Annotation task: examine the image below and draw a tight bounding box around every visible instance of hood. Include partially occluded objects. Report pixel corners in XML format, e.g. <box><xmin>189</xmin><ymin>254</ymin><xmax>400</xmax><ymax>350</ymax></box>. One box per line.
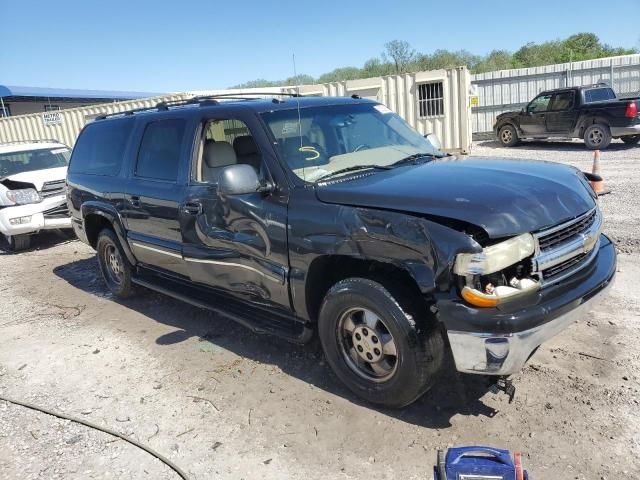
<box><xmin>315</xmin><ymin>158</ymin><xmax>596</xmax><ymax>239</ymax></box>
<box><xmin>1</xmin><ymin>167</ymin><xmax>67</xmax><ymax>191</ymax></box>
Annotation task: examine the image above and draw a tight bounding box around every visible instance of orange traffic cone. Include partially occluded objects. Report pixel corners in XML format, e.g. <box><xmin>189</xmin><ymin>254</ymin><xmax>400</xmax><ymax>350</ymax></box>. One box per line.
<box><xmin>590</xmin><ymin>150</ymin><xmax>610</xmax><ymax>196</ymax></box>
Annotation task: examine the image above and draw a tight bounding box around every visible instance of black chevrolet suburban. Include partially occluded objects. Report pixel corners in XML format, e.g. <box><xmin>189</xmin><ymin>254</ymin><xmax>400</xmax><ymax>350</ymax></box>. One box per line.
<box><xmin>494</xmin><ymin>84</ymin><xmax>640</xmax><ymax>149</ymax></box>
<box><xmin>67</xmin><ymin>95</ymin><xmax>616</xmax><ymax>407</ymax></box>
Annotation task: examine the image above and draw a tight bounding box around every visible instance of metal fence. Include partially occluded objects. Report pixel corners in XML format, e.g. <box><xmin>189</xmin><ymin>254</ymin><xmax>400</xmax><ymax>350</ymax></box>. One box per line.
<box><xmin>471</xmin><ymin>54</ymin><xmax>640</xmax><ymax>135</ymax></box>
<box><xmin>0</xmin><ymin>69</ymin><xmax>473</xmax><ymax>154</ymax></box>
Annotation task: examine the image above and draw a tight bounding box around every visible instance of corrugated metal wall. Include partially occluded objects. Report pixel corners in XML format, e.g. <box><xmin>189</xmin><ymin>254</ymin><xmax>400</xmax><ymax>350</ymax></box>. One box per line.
<box><xmin>471</xmin><ymin>54</ymin><xmax>640</xmax><ymax>134</ymax></box>
<box><xmin>0</xmin><ymin>68</ymin><xmax>473</xmax><ymax>153</ymax></box>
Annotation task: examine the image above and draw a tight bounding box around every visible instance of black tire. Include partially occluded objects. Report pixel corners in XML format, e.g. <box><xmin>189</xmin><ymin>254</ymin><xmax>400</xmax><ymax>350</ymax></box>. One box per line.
<box><xmin>497</xmin><ymin>124</ymin><xmax>519</xmax><ymax>147</ymax></box>
<box><xmin>2</xmin><ymin>234</ymin><xmax>31</xmax><ymax>252</ymax></box>
<box><xmin>96</xmin><ymin>228</ymin><xmax>136</xmax><ymax>298</ymax></box>
<box><xmin>318</xmin><ymin>277</ymin><xmax>444</xmax><ymax>408</ymax></box>
<box><xmin>584</xmin><ymin>123</ymin><xmax>611</xmax><ymax>150</ymax></box>
<box><xmin>621</xmin><ymin>135</ymin><xmax>640</xmax><ymax>145</ymax></box>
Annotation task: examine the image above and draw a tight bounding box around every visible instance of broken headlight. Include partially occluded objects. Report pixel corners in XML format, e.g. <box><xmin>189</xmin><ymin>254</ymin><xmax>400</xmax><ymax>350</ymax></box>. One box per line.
<box><xmin>6</xmin><ymin>188</ymin><xmax>42</xmax><ymax>205</ymax></box>
<box><xmin>454</xmin><ymin>233</ymin><xmax>539</xmax><ymax>307</ymax></box>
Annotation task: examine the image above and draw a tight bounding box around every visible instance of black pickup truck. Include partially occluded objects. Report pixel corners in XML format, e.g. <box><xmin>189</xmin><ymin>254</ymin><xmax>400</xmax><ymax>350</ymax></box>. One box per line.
<box><xmin>494</xmin><ymin>84</ymin><xmax>640</xmax><ymax>149</ymax></box>
<box><xmin>67</xmin><ymin>95</ymin><xmax>616</xmax><ymax>407</ymax></box>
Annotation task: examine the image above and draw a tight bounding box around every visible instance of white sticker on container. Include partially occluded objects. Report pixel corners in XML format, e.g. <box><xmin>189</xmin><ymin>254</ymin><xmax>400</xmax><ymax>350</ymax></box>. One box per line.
<box><xmin>374</xmin><ymin>105</ymin><xmax>392</xmax><ymax>114</ymax></box>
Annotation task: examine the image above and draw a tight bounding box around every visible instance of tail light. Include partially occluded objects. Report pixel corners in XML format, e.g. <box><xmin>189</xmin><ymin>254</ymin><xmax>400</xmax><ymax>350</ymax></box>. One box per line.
<box><xmin>625</xmin><ymin>101</ymin><xmax>638</xmax><ymax>118</ymax></box>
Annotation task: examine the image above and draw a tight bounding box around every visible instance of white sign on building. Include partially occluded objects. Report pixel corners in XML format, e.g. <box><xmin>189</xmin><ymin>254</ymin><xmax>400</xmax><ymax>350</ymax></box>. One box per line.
<box><xmin>42</xmin><ymin>111</ymin><xmax>62</xmax><ymax>126</ymax></box>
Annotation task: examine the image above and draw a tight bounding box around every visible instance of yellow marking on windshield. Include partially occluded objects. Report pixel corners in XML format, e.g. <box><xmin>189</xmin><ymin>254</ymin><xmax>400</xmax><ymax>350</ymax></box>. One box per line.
<box><xmin>299</xmin><ymin>146</ymin><xmax>320</xmax><ymax>161</ymax></box>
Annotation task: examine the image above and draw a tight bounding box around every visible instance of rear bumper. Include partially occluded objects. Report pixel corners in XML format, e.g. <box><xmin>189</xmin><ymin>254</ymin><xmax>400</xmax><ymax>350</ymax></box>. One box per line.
<box><xmin>611</xmin><ymin>124</ymin><xmax>640</xmax><ymax>137</ymax></box>
<box><xmin>440</xmin><ymin>234</ymin><xmax>616</xmax><ymax>375</ymax></box>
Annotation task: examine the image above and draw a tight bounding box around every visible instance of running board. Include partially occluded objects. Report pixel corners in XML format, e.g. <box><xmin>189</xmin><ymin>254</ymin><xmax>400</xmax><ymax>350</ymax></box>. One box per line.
<box><xmin>132</xmin><ymin>272</ymin><xmax>313</xmax><ymax>344</ymax></box>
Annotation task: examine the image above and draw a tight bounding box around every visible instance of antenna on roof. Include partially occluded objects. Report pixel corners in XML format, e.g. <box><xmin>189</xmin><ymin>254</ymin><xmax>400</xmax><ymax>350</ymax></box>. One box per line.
<box><xmin>292</xmin><ymin>53</ymin><xmax>305</xmax><ymax>180</ymax></box>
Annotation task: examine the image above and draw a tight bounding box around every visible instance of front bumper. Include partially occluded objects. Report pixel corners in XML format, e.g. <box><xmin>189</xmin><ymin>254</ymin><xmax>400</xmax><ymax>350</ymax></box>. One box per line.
<box><xmin>0</xmin><ymin>195</ymin><xmax>71</xmax><ymax>236</ymax></box>
<box><xmin>440</xmin><ymin>234</ymin><xmax>616</xmax><ymax>375</ymax></box>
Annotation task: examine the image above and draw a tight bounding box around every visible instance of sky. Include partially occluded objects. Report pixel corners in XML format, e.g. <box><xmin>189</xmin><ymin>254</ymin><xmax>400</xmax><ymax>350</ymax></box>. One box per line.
<box><xmin>2</xmin><ymin>0</ymin><xmax>639</xmax><ymax>93</ymax></box>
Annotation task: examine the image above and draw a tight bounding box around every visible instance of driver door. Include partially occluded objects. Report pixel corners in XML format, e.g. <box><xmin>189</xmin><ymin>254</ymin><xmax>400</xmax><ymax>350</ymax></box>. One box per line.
<box><xmin>179</xmin><ymin>111</ymin><xmax>291</xmax><ymax>310</ymax></box>
<box><xmin>520</xmin><ymin>93</ymin><xmax>552</xmax><ymax>136</ymax></box>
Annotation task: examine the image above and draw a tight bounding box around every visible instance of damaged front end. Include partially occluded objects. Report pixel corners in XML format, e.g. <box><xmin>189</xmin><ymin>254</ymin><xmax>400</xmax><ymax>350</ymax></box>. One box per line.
<box><xmin>453</xmin><ymin>232</ymin><xmax>540</xmax><ymax>308</ymax></box>
<box><xmin>441</xmin><ymin>206</ymin><xmax>614</xmax><ymax>376</ymax></box>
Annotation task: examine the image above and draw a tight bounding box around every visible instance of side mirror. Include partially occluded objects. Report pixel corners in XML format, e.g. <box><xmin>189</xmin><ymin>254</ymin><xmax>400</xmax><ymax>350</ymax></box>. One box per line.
<box><xmin>423</xmin><ymin>132</ymin><xmax>442</xmax><ymax>151</ymax></box>
<box><xmin>217</xmin><ymin>164</ymin><xmax>261</xmax><ymax>195</ymax></box>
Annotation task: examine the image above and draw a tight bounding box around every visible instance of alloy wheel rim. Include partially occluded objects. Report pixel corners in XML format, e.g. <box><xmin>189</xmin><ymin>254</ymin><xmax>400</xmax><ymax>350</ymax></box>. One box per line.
<box><xmin>501</xmin><ymin>129</ymin><xmax>513</xmax><ymax>143</ymax></box>
<box><xmin>104</xmin><ymin>244</ymin><xmax>123</xmax><ymax>285</ymax></box>
<box><xmin>589</xmin><ymin>129</ymin><xmax>603</xmax><ymax>145</ymax></box>
<box><xmin>337</xmin><ymin>307</ymin><xmax>398</xmax><ymax>382</ymax></box>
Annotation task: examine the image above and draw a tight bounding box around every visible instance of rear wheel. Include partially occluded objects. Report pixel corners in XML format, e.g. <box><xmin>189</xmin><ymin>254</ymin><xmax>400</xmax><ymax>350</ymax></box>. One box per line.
<box><xmin>96</xmin><ymin>228</ymin><xmax>136</xmax><ymax>298</ymax></box>
<box><xmin>318</xmin><ymin>277</ymin><xmax>444</xmax><ymax>408</ymax></box>
<box><xmin>498</xmin><ymin>124</ymin><xmax>519</xmax><ymax>147</ymax></box>
<box><xmin>621</xmin><ymin>135</ymin><xmax>640</xmax><ymax>145</ymax></box>
<box><xmin>2</xmin><ymin>234</ymin><xmax>31</xmax><ymax>252</ymax></box>
<box><xmin>584</xmin><ymin>123</ymin><xmax>611</xmax><ymax>150</ymax></box>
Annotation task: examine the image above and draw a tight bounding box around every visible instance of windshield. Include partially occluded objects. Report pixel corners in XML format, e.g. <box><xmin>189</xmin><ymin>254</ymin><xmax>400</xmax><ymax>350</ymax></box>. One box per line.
<box><xmin>0</xmin><ymin>147</ymin><xmax>70</xmax><ymax>177</ymax></box>
<box><xmin>261</xmin><ymin>103</ymin><xmax>441</xmax><ymax>182</ymax></box>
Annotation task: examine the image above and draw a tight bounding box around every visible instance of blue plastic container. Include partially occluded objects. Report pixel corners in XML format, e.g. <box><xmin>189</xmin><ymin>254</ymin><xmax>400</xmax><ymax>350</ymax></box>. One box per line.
<box><xmin>434</xmin><ymin>446</ymin><xmax>529</xmax><ymax>480</ymax></box>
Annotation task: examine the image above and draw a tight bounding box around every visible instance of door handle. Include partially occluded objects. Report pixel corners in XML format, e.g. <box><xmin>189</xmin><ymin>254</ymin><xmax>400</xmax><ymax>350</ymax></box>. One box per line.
<box><xmin>130</xmin><ymin>195</ymin><xmax>141</xmax><ymax>207</ymax></box>
<box><xmin>182</xmin><ymin>201</ymin><xmax>203</xmax><ymax>215</ymax></box>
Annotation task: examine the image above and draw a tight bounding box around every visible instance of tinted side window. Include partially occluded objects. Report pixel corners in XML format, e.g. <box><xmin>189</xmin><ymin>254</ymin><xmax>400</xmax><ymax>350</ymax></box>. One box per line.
<box><xmin>584</xmin><ymin>88</ymin><xmax>615</xmax><ymax>103</ymax></box>
<box><xmin>527</xmin><ymin>94</ymin><xmax>552</xmax><ymax>113</ymax></box>
<box><xmin>136</xmin><ymin>119</ymin><xmax>187</xmax><ymax>182</ymax></box>
<box><xmin>550</xmin><ymin>92</ymin><xmax>575</xmax><ymax>111</ymax></box>
<box><xmin>68</xmin><ymin>118</ymin><xmax>133</xmax><ymax>175</ymax></box>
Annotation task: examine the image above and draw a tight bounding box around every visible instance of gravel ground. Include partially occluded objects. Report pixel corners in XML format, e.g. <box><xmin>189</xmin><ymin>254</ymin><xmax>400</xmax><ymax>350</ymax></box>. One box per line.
<box><xmin>0</xmin><ymin>140</ymin><xmax>639</xmax><ymax>479</ymax></box>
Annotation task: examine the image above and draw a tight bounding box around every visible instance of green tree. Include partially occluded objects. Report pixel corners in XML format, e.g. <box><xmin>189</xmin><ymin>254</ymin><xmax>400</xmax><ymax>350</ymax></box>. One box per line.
<box><xmin>475</xmin><ymin>50</ymin><xmax>513</xmax><ymax>73</ymax></box>
<box><xmin>382</xmin><ymin>40</ymin><xmax>416</xmax><ymax>73</ymax></box>
<box><xmin>231</xmin><ymin>33</ymin><xmax>637</xmax><ymax>88</ymax></box>
<box><xmin>318</xmin><ymin>67</ymin><xmax>363</xmax><ymax>83</ymax></box>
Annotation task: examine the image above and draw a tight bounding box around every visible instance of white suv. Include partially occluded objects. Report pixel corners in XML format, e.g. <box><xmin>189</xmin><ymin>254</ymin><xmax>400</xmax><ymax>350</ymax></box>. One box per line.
<box><xmin>0</xmin><ymin>140</ymin><xmax>72</xmax><ymax>251</ymax></box>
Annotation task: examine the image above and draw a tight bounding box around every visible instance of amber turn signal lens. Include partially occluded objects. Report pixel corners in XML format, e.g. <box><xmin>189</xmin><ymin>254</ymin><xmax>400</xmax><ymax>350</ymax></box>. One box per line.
<box><xmin>461</xmin><ymin>287</ymin><xmax>499</xmax><ymax>308</ymax></box>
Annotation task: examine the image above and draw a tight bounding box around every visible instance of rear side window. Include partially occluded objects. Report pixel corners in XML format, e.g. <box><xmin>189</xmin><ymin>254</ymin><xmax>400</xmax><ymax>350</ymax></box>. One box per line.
<box><xmin>549</xmin><ymin>91</ymin><xmax>575</xmax><ymax>111</ymax></box>
<box><xmin>69</xmin><ymin>118</ymin><xmax>133</xmax><ymax>175</ymax></box>
<box><xmin>136</xmin><ymin>119</ymin><xmax>187</xmax><ymax>182</ymax></box>
<box><xmin>584</xmin><ymin>88</ymin><xmax>615</xmax><ymax>103</ymax></box>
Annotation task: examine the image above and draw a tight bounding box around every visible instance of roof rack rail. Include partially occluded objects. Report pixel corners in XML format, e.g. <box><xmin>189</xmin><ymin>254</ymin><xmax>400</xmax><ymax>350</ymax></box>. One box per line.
<box><xmin>96</xmin><ymin>92</ymin><xmax>304</xmax><ymax>120</ymax></box>
<box><xmin>0</xmin><ymin>138</ymin><xmax>66</xmax><ymax>146</ymax></box>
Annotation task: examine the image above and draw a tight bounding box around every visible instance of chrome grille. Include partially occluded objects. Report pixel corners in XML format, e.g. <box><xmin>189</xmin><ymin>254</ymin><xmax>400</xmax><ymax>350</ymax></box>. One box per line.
<box><xmin>537</xmin><ymin>209</ymin><xmax>597</xmax><ymax>251</ymax></box>
<box><xmin>43</xmin><ymin>203</ymin><xmax>69</xmax><ymax>219</ymax></box>
<box><xmin>533</xmin><ymin>207</ymin><xmax>602</xmax><ymax>285</ymax></box>
<box><xmin>40</xmin><ymin>179</ymin><xmax>66</xmax><ymax>198</ymax></box>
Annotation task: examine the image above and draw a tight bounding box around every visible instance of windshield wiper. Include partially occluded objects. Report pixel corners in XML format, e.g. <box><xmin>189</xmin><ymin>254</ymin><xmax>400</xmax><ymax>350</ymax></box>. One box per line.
<box><xmin>390</xmin><ymin>153</ymin><xmax>437</xmax><ymax>167</ymax></box>
<box><xmin>315</xmin><ymin>164</ymin><xmax>392</xmax><ymax>183</ymax></box>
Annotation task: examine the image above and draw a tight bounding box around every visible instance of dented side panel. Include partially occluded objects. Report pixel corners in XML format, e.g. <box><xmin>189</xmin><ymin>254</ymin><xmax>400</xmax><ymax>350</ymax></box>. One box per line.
<box><xmin>287</xmin><ymin>188</ymin><xmax>480</xmax><ymax>321</ymax></box>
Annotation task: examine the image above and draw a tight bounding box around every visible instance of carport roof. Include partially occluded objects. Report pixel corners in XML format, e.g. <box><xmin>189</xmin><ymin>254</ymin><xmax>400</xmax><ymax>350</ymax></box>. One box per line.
<box><xmin>0</xmin><ymin>85</ymin><xmax>161</xmax><ymax>100</ymax></box>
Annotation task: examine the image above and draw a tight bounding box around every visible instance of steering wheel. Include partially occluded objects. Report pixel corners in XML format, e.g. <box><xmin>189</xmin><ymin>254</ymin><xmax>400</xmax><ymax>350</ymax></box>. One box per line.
<box><xmin>354</xmin><ymin>144</ymin><xmax>371</xmax><ymax>152</ymax></box>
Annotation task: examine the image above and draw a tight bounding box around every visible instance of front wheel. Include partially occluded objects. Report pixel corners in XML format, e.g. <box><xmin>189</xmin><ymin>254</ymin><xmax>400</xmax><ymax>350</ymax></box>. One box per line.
<box><xmin>621</xmin><ymin>135</ymin><xmax>640</xmax><ymax>145</ymax></box>
<box><xmin>497</xmin><ymin>124</ymin><xmax>519</xmax><ymax>147</ymax></box>
<box><xmin>96</xmin><ymin>228</ymin><xmax>136</xmax><ymax>298</ymax></box>
<box><xmin>318</xmin><ymin>278</ymin><xmax>444</xmax><ymax>408</ymax></box>
<box><xmin>584</xmin><ymin>123</ymin><xmax>611</xmax><ymax>150</ymax></box>
<box><xmin>2</xmin><ymin>233</ymin><xmax>31</xmax><ymax>252</ymax></box>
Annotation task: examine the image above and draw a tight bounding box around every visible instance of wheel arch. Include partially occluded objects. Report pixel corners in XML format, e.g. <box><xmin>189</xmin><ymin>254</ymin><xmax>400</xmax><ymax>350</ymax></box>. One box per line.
<box><xmin>304</xmin><ymin>255</ymin><xmax>434</xmax><ymax>326</ymax></box>
<box><xmin>577</xmin><ymin>115</ymin><xmax>611</xmax><ymax>137</ymax></box>
<box><xmin>82</xmin><ymin>202</ymin><xmax>136</xmax><ymax>265</ymax></box>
